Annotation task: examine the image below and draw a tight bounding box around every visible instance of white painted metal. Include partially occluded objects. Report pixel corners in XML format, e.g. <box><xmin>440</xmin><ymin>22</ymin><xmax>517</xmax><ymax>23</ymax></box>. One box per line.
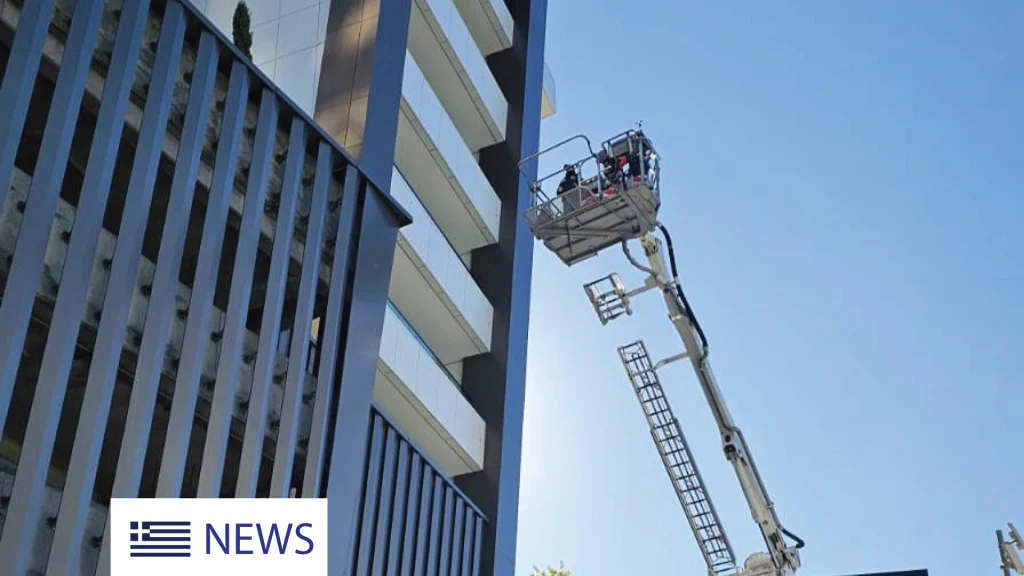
<box><xmin>633</xmin><ymin>233</ymin><xmax>801</xmax><ymax>575</ymax></box>
<box><xmin>589</xmin><ymin>231</ymin><xmax>803</xmax><ymax>576</ymax></box>
<box><xmin>526</xmin><ymin>129</ymin><xmax>801</xmax><ymax>576</ymax></box>
<box><xmin>1000</xmin><ymin>523</ymin><xmax>1024</xmax><ymax>574</ymax></box>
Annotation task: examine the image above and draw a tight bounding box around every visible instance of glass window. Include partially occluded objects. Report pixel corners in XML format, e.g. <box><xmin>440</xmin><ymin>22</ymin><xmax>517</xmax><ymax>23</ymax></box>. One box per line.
<box><xmin>275</xmin><ymin>46</ymin><xmax>319</xmax><ymax>114</ymax></box>
<box><xmin>239</xmin><ymin>0</ymin><xmax>282</xmax><ymax>27</ymax></box>
<box><xmin>280</xmin><ymin>0</ymin><xmax>320</xmax><ymax>18</ymax></box>
<box><xmin>251</xmin><ymin>18</ymin><xmax>280</xmax><ymax>65</ymax></box>
<box><xmin>277</xmin><ymin>4</ymin><xmax>320</xmax><ymax>57</ymax></box>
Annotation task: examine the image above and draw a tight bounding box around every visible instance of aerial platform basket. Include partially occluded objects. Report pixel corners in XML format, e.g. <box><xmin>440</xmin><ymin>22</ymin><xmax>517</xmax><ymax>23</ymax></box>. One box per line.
<box><xmin>521</xmin><ymin>130</ymin><xmax>662</xmax><ymax>266</ymax></box>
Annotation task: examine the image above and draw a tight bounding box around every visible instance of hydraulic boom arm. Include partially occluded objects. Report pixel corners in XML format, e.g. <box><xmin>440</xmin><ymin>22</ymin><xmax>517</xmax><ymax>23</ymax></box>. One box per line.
<box><xmin>625</xmin><ymin>230</ymin><xmax>803</xmax><ymax>575</ymax></box>
<box><xmin>523</xmin><ymin>127</ymin><xmax>802</xmax><ymax>576</ymax></box>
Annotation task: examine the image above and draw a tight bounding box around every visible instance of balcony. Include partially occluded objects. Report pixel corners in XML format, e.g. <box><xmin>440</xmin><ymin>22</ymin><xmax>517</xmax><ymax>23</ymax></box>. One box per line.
<box><xmin>450</xmin><ymin>0</ymin><xmax>556</xmax><ymax>122</ymax></box>
<box><xmin>376</xmin><ymin>303</ymin><xmax>486</xmax><ymax>476</ymax></box>
<box><xmin>389</xmin><ymin>167</ymin><xmax>493</xmax><ymax>363</ymax></box>
<box><xmin>408</xmin><ymin>0</ymin><xmax>508</xmax><ymax>152</ymax></box>
<box><xmin>398</xmin><ymin>52</ymin><xmax>500</xmax><ymax>253</ymax></box>
<box><xmin>452</xmin><ymin>0</ymin><xmax>514</xmax><ymax>56</ymax></box>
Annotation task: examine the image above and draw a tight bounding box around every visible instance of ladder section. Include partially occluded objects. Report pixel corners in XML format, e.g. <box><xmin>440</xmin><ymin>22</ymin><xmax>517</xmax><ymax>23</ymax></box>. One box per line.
<box><xmin>618</xmin><ymin>341</ymin><xmax>738</xmax><ymax>576</ymax></box>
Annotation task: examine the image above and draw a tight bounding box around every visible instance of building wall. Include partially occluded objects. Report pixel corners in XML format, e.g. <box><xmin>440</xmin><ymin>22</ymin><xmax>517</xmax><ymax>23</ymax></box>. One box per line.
<box><xmin>187</xmin><ymin>0</ymin><xmax>555</xmax><ymax>496</ymax></box>
<box><xmin>306</xmin><ymin>1</ymin><xmax>551</xmax><ymax>575</ymax></box>
<box><xmin>0</xmin><ymin>1</ymin><xmax>497</xmax><ymax>575</ymax></box>
<box><xmin>0</xmin><ymin>0</ymin><xmax>552</xmax><ymax>574</ymax></box>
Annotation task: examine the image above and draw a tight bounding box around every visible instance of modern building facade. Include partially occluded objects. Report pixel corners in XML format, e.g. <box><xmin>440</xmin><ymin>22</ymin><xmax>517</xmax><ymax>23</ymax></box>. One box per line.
<box><xmin>0</xmin><ymin>0</ymin><xmax>552</xmax><ymax>574</ymax></box>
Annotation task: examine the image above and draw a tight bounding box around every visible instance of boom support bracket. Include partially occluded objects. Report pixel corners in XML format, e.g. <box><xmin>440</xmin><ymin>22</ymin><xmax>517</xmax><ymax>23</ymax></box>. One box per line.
<box><xmin>585</xmin><ymin>231</ymin><xmax>803</xmax><ymax>576</ymax></box>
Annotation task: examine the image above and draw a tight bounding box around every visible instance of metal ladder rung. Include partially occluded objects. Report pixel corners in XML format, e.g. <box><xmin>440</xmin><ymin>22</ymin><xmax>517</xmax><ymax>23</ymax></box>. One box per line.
<box><xmin>617</xmin><ymin>341</ymin><xmax>737</xmax><ymax>575</ymax></box>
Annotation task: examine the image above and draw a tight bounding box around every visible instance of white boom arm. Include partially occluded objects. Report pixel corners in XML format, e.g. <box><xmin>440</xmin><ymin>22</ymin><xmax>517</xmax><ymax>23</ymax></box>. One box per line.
<box><xmin>999</xmin><ymin>524</ymin><xmax>1024</xmax><ymax>575</ymax></box>
<box><xmin>626</xmin><ymin>232</ymin><xmax>802</xmax><ymax>575</ymax></box>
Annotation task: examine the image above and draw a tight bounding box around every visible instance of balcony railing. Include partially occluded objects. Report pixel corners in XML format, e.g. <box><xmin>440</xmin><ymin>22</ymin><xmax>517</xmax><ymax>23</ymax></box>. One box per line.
<box><xmin>452</xmin><ymin>0</ymin><xmax>514</xmax><ymax>55</ymax></box>
<box><xmin>399</xmin><ymin>51</ymin><xmax>501</xmax><ymax>252</ymax></box>
<box><xmin>410</xmin><ymin>0</ymin><xmax>508</xmax><ymax>150</ymax></box>
<box><xmin>393</xmin><ymin>166</ymin><xmax>474</xmax><ymax>278</ymax></box>
<box><xmin>386</xmin><ymin>300</ymin><xmax>466</xmax><ymax>399</ymax></box>
<box><xmin>378</xmin><ymin>300</ymin><xmax>486</xmax><ymax>474</ymax></box>
<box><xmin>389</xmin><ymin>165</ymin><xmax>493</xmax><ymax>357</ymax></box>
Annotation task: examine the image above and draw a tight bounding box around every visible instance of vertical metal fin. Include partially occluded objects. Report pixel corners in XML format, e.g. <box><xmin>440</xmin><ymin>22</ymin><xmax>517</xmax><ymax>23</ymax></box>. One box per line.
<box><xmin>0</xmin><ymin>0</ymin><xmax>151</xmax><ymax>571</ymax></box>
<box><xmin>449</xmin><ymin>500</ymin><xmax>465</xmax><ymax>576</ymax></box>
<box><xmin>471</xmin><ymin>516</ymin><xmax>483</xmax><ymax>576</ymax></box>
<box><xmin>0</xmin><ymin>0</ymin><xmax>58</xmax><ymax>211</ymax></box>
<box><xmin>46</xmin><ymin>5</ymin><xmax>188</xmax><ymax>574</ymax></box>
<box><xmin>386</xmin><ymin>442</ymin><xmax>412</xmax><ymax>572</ymax></box>
<box><xmin>400</xmin><ymin>454</ymin><xmax>424</xmax><ymax>576</ymax></box>
<box><xmin>303</xmin><ymin>167</ymin><xmax>360</xmax><ymax>498</ymax></box>
<box><xmin>196</xmin><ymin>87</ymin><xmax>279</xmax><ymax>498</ymax></box>
<box><xmin>354</xmin><ymin>415</ymin><xmax>387</xmax><ymax>576</ymax></box>
<box><xmin>269</xmin><ymin>143</ymin><xmax>333</xmax><ymax>498</ymax></box>
<box><xmin>95</xmin><ymin>29</ymin><xmax>220</xmax><ymax>576</ymax></box>
<box><xmin>459</xmin><ymin>508</ymin><xmax>474</xmax><ymax>576</ymax></box>
<box><xmin>227</xmin><ymin>118</ymin><xmax>306</xmax><ymax>498</ymax></box>
<box><xmin>156</xmin><ymin>60</ymin><xmax>249</xmax><ymax>497</ymax></box>
<box><xmin>413</xmin><ymin>466</ymin><xmax>436</xmax><ymax>576</ymax></box>
<box><xmin>425</xmin><ymin>479</ymin><xmax>444</xmax><ymax>576</ymax></box>
<box><xmin>369</xmin><ymin>428</ymin><xmax>399</xmax><ymax>575</ymax></box>
<box><xmin>0</xmin><ymin>0</ymin><xmax>106</xmax><ymax>440</ymax></box>
<box><xmin>437</xmin><ymin>487</ymin><xmax>455</xmax><ymax>576</ymax></box>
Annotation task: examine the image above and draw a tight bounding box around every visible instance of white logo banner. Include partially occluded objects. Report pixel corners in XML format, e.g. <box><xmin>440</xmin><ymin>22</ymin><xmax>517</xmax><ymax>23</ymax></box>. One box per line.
<box><xmin>110</xmin><ymin>498</ymin><xmax>328</xmax><ymax>576</ymax></box>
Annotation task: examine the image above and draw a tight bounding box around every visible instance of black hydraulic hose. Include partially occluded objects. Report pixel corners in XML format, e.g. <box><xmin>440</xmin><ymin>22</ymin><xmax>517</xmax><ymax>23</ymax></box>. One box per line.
<box><xmin>658</xmin><ymin>224</ymin><xmax>709</xmax><ymax>353</ymax></box>
<box><xmin>657</xmin><ymin>224</ymin><xmax>806</xmax><ymax>556</ymax></box>
<box><xmin>783</xmin><ymin>527</ymin><xmax>806</xmax><ymax>549</ymax></box>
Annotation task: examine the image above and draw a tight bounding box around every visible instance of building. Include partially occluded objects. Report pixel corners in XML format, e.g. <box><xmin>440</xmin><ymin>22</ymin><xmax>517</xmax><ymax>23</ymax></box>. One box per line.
<box><xmin>0</xmin><ymin>0</ymin><xmax>553</xmax><ymax>574</ymax></box>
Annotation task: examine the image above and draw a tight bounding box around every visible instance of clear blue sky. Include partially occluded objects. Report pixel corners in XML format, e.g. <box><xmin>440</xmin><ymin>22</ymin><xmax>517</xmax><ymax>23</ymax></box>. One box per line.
<box><xmin>515</xmin><ymin>2</ymin><xmax>1023</xmax><ymax>575</ymax></box>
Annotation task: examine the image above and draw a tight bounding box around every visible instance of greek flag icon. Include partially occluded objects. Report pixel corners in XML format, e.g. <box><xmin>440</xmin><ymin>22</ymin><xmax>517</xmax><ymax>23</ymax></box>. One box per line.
<box><xmin>129</xmin><ymin>521</ymin><xmax>191</xmax><ymax>557</ymax></box>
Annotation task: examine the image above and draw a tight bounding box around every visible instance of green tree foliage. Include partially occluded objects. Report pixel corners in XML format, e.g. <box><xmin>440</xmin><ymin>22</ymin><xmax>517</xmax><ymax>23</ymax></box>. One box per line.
<box><xmin>531</xmin><ymin>563</ymin><xmax>571</xmax><ymax>576</ymax></box>
<box><xmin>232</xmin><ymin>1</ymin><xmax>253</xmax><ymax>58</ymax></box>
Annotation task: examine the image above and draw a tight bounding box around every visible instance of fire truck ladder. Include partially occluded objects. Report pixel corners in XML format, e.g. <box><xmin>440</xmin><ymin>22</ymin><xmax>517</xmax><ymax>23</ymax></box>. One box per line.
<box><xmin>619</xmin><ymin>340</ymin><xmax>738</xmax><ymax>576</ymax></box>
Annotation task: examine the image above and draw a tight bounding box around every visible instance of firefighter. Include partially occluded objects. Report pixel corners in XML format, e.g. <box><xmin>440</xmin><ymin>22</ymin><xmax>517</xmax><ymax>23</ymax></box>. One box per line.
<box><xmin>556</xmin><ymin>164</ymin><xmax>581</xmax><ymax>213</ymax></box>
<box><xmin>599</xmin><ymin>150</ymin><xmax>621</xmax><ymax>195</ymax></box>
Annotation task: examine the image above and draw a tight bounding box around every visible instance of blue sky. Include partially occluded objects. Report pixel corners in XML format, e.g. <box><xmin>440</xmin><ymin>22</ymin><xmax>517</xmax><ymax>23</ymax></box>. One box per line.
<box><xmin>515</xmin><ymin>1</ymin><xmax>1024</xmax><ymax>575</ymax></box>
